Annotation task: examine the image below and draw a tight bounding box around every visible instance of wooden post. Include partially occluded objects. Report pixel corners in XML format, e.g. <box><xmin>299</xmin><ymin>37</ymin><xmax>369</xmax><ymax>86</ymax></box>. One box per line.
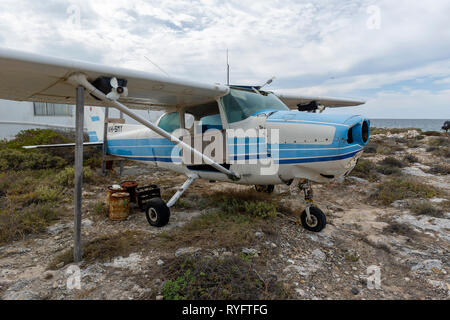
<box><xmin>74</xmin><ymin>86</ymin><xmax>84</xmax><ymax>263</ymax></box>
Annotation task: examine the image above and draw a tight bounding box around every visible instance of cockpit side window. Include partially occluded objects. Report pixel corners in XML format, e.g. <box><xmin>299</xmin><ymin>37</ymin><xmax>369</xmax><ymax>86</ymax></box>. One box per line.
<box><xmin>221</xmin><ymin>88</ymin><xmax>289</xmax><ymax>123</ymax></box>
<box><xmin>158</xmin><ymin>112</ymin><xmax>195</xmax><ymax>133</ymax></box>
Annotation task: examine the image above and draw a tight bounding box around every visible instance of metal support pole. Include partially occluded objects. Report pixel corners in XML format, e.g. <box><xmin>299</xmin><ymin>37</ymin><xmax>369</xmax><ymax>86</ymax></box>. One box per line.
<box><xmin>74</xmin><ymin>86</ymin><xmax>84</xmax><ymax>263</ymax></box>
<box><xmin>119</xmin><ymin>111</ymin><xmax>124</xmax><ymax>177</ymax></box>
<box><xmin>101</xmin><ymin>107</ymin><xmax>109</xmax><ymax>176</ymax></box>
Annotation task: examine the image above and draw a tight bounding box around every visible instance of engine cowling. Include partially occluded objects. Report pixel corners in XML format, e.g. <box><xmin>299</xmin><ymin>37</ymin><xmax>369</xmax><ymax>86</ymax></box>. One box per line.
<box><xmin>347</xmin><ymin>119</ymin><xmax>370</xmax><ymax>146</ymax></box>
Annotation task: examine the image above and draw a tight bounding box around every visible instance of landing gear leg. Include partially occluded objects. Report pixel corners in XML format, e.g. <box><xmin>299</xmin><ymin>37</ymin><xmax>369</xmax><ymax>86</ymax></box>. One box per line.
<box><xmin>298</xmin><ymin>180</ymin><xmax>327</xmax><ymax>232</ymax></box>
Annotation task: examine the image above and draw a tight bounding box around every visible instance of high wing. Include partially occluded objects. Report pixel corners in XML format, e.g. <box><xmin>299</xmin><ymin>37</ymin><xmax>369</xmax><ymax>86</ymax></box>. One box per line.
<box><xmin>0</xmin><ymin>47</ymin><xmax>229</xmax><ymax>110</ymax></box>
<box><xmin>275</xmin><ymin>93</ymin><xmax>365</xmax><ymax>110</ymax></box>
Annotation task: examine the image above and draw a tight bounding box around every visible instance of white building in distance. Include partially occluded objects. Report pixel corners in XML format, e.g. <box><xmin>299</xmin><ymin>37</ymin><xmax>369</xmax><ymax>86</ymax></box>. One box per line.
<box><xmin>0</xmin><ymin>100</ymin><xmax>162</xmax><ymax>140</ymax></box>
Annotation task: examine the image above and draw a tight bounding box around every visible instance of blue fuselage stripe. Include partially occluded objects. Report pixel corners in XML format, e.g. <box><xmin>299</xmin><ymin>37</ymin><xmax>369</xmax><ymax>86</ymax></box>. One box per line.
<box><xmin>105</xmin><ymin>137</ymin><xmax>361</xmax><ymax>164</ymax></box>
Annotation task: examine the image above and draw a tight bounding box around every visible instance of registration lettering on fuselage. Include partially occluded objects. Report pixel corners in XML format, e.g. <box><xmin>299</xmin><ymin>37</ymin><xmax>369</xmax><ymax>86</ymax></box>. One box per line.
<box><xmin>108</xmin><ymin>125</ymin><xmax>123</xmax><ymax>134</ymax></box>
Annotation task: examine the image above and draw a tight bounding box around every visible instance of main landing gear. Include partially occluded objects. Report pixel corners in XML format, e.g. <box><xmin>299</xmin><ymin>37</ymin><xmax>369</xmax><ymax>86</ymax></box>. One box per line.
<box><xmin>298</xmin><ymin>180</ymin><xmax>327</xmax><ymax>232</ymax></box>
<box><xmin>145</xmin><ymin>198</ymin><xmax>171</xmax><ymax>227</ymax></box>
<box><xmin>143</xmin><ymin>175</ymin><xmax>199</xmax><ymax>228</ymax></box>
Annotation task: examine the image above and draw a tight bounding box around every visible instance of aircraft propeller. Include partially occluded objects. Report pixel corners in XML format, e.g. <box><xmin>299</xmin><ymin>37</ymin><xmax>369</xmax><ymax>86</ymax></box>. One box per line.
<box><xmin>106</xmin><ymin>77</ymin><xmax>128</xmax><ymax>100</ymax></box>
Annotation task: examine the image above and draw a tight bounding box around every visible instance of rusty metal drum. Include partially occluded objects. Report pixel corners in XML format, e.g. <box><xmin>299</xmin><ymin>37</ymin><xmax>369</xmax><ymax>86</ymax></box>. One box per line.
<box><xmin>109</xmin><ymin>192</ymin><xmax>130</xmax><ymax>221</ymax></box>
<box><xmin>120</xmin><ymin>181</ymin><xmax>139</xmax><ymax>203</ymax></box>
<box><xmin>106</xmin><ymin>185</ymin><xmax>127</xmax><ymax>208</ymax></box>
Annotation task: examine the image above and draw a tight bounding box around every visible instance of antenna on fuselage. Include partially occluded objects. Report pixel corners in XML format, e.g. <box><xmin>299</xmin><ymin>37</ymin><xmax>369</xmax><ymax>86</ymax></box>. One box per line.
<box><xmin>226</xmin><ymin>49</ymin><xmax>230</xmax><ymax>86</ymax></box>
<box><xmin>144</xmin><ymin>56</ymin><xmax>171</xmax><ymax>78</ymax></box>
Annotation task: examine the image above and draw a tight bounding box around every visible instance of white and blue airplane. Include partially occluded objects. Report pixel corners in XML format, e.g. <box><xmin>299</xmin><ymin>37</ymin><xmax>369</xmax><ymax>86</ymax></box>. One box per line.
<box><xmin>0</xmin><ymin>48</ymin><xmax>369</xmax><ymax>232</ymax></box>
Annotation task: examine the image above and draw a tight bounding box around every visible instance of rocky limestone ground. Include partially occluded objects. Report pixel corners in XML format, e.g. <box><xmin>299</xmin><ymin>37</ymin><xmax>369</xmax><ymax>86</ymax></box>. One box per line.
<box><xmin>0</xmin><ymin>130</ymin><xmax>449</xmax><ymax>300</ymax></box>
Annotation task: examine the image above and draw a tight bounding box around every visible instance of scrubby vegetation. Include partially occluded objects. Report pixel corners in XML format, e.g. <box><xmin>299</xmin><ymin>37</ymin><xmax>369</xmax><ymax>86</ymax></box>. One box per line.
<box><xmin>351</xmin><ymin>156</ymin><xmax>409</xmax><ymax>180</ymax></box>
<box><xmin>407</xmin><ymin>200</ymin><xmax>444</xmax><ymax>218</ymax></box>
<box><xmin>364</xmin><ymin>142</ymin><xmax>378</xmax><ymax>154</ymax></box>
<box><xmin>403</xmin><ymin>154</ymin><xmax>419</xmax><ymax>164</ymax></box>
<box><xmin>426</xmin><ymin>146</ymin><xmax>450</xmax><ymax>158</ymax></box>
<box><xmin>375</xmin><ymin>157</ymin><xmax>407</xmax><ymax>176</ymax></box>
<box><xmin>158</xmin><ymin>210</ymin><xmax>262</xmax><ymax>249</ymax></box>
<box><xmin>214</xmin><ymin>194</ymin><xmax>277</xmax><ymax>219</ymax></box>
<box><xmin>426</xmin><ymin>137</ymin><xmax>449</xmax><ymax>148</ymax></box>
<box><xmin>351</xmin><ymin>159</ymin><xmax>378</xmax><ymax>181</ymax></box>
<box><xmin>0</xmin><ymin>129</ymin><xmax>103</xmax><ymax>171</ymax></box>
<box><xmin>48</xmin><ymin>231</ymin><xmax>146</xmax><ymax>269</ymax></box>
<box><xmin>372</xmin><ymin>177</ymin><xmax>440</xmax><ymax>205</ymax></box>
<box><xmin>406</xmin><ymin>139</ymin><xmax>423</xmax><ymax>149</ymax></box>
<box><xmin>0</xmin><ymin>168</ymin><xmax>69</xmax><ymax>244</ymax></box>
<box><xmin>383</xmin><ymin>221</ymin><xmax>420</xmax><ymax>238</ymax></box>
<box><xmin>422</xmin><ymin>131</ymin><xmax>443</xmax><ymax>137</ymax></box>
<box><xmin>55</xmin><ymin>166</ymin><xmax>94</xmax><ymax>187</ymax></box>
<box><xmin>0</xmin><ymin>149</ymin><xmax>66</xmax><ymax>171</ymax></box>
<box><xmin>1</xmin><ymin>129</ymin><xmax>72</xmax><ymax>150</ymax></box>
<box><xmin>0</xmin><ymin>129</ymin><xmax>104</xmax><ymax>245</ymax></box>
<box><xmin>0</xmin><ymin>204</ymin><xmax>58</xmax><ymax>244</ymax></box>
<box><xmin>426</xmin><ymin>164</ymin><xmax>450</xmax><ymax>175</ymax></box>
<box><xmin>376</xmin><ymin>143</ymin><xmax>405</xmax><ymax>155</ymax></box>
<box><xmin>161</xmin><ymin>256</ymin><xmax>290</xmax><ymax>300</ymax></box>
<box><xmin>158</xmin><ymin>190</ymin><xmax>279</xmax><ymax>250</ymax></box>
<box><xmin>92</xmin><ymin>201</ymin><xmax>109</xmax><ymax>220</ymax></box>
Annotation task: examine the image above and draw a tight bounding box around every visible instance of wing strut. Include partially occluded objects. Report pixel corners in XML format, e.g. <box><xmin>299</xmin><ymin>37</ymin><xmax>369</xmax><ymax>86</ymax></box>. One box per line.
<box><xmin>167</xmin><ymin>174</ymin><xmax>199</xmax><ymax>208</ymax></box>
<box><xmin>68</xmin><ymin>73</ymin><xmax>240</xmax><ymax>181</ymax></box>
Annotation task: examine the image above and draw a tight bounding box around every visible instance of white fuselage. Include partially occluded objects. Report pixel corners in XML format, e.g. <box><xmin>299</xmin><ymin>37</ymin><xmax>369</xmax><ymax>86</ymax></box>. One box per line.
<box><xmin>99</xmin><ymin>109</ymin><xmax>370</xmax><ymax>185</ymax></box>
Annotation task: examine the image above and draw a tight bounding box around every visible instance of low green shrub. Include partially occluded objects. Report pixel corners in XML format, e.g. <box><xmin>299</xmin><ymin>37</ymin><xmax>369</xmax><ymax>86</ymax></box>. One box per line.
<box><xmin>55</xmin><ymin>166</ymin><xmax>93</xmax><ymax>187</ymax></box>
<box><xmin>48</xmin><ymin>231</ymin><xmax>146</xmax><ymax>269</ymax></box>
<box><xmin>407</xmin><ymin>200</ymin><xmax>443</xmax><ymax>218</ymax></box>
<box><xmin>426</xmin><ymin>164</ymin><xmax>450</xmax><ymax>175</ymax></box>
<box><xmin>0</xmin><ymin>204</ymin><xmax>58</xmax><ymax>244</ymax></box>
<box><xmin>372</xmin><ymin>177</ymin><xmax>440</xmax><ymax>205</ymax></box>
<box><xmin>422</xmin><ymin>131</ymin><xmax>442</xmax><ymax>137</ymax></box>
<box><xmin>5</xmin><ymin>129</ymin><xmax>71</xmax><ymax>150</ymax></box>
<box><xmin>350</xmin><ymin>159</ymin><xmax>378</xmax><ymax>181</ymax></box>
<box><xmin>0</xmin><ymin>149</ymin><xmax>66</xmax><ymax>171</ymax></box>
<box><xmin>403</xmin><ymin>154</ymin><xmax>419</xmax><ymax>163</ymax></box>
<box><xmin>427</xmin><ymin>137</ymin><xmax>449</xmax><ymax>147</ymax></box>
<box><xmin>35</xmin><ymin>185</ymin><xmax>62</xmax><ymax>203</ymax></box>
<box><xmin>376</xmin><ymin>165</ymin><xmax>401</xmax><ymax>176</ymax></box>
<box><xmin>161</xmin><ymin>256</ymin><xmax>290</xmax><ymax>300</ymax></box>
<box><xmin>379</xmin><ymin>156</ymin><xmax>407</xmax><ymax>168</ymax></box>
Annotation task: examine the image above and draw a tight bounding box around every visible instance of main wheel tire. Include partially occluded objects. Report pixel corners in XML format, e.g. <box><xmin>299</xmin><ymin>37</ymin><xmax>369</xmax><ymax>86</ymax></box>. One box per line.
<box><xmin>145</xmin><ymin>198</ymin><xmax>170</xmax><ymax>228</ymax></box>
<box><xmin>300</xmin><ymin>206</ymin><xmax>327</xmax><ymax>232</ymax></box>
<box><xmin>255</xmin><ymin>185</ymin><xmax>275</xmax><ymax>193</ymax></box>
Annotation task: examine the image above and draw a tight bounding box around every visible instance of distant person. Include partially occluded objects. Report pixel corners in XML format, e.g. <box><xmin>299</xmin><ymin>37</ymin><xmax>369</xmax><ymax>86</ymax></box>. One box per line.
<box><xmin>442</xmin><ymin>120</ymin><xmax>450</xmax><ymax>133</ymax></box>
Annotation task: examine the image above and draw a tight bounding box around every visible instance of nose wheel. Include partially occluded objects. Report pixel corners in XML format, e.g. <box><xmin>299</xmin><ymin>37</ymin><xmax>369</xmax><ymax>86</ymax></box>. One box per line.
<box><xmin>301</xmin><ymin>206</ymin><xmax>327</xmax><ymax>232</ymax></box>
<box><xmin>298</xmin><ymin>180</ymin><xmax>327</xmax><ymax>232</ymax></box>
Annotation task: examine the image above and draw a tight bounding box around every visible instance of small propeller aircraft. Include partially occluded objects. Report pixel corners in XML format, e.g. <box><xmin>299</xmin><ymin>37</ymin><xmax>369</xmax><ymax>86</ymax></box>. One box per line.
<box><xmin>0</xmin><ymin>48</ymin><xmax>370</xmax><ymax>232</ymax></box>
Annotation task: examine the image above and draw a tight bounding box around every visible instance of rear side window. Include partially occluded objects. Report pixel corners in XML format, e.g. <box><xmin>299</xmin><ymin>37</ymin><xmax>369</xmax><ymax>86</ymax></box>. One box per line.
<box><xmin>158</xmin><ymin>112</ymin><xmax>180</xmax><ymax>132</ymax></box>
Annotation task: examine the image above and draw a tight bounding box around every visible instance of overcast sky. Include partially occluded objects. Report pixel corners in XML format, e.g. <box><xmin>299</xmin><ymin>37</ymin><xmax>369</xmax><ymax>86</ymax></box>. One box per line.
<box><xmin>0</xmin><ymin>0</ymin><xmax>449</xmax><ymax>119</ymax></box>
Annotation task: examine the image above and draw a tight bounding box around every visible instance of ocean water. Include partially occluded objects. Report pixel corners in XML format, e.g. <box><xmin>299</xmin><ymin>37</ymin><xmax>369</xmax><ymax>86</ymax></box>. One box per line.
<box><xmin>370</xmin><ymin>119</ymin><xmax>448</xmax><ymax>132</ymax></box>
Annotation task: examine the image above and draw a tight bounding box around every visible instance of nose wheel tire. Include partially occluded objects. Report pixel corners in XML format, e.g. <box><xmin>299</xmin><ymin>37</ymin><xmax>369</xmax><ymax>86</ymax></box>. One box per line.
<box><xmin>145</xmin><ymin>198</ymin><xmax>170</xmax><ymax>227</ymax></box>
<box><xmin>255</xmin><ymin>185</ymin><xmax>275</xmax><ymax>193</ymax></box>
<box><xmin>300</xmin><ymin>206</ymin><xmax>326</xmax><ymax>232</ymax></box>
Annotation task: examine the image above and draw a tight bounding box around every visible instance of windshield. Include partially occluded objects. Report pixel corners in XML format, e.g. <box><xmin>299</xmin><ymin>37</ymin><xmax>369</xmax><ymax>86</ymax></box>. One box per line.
<box><xmin>221</xmin><ymin>88</ymin><xmax>289</xmax><ymax>123</ymax></box>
